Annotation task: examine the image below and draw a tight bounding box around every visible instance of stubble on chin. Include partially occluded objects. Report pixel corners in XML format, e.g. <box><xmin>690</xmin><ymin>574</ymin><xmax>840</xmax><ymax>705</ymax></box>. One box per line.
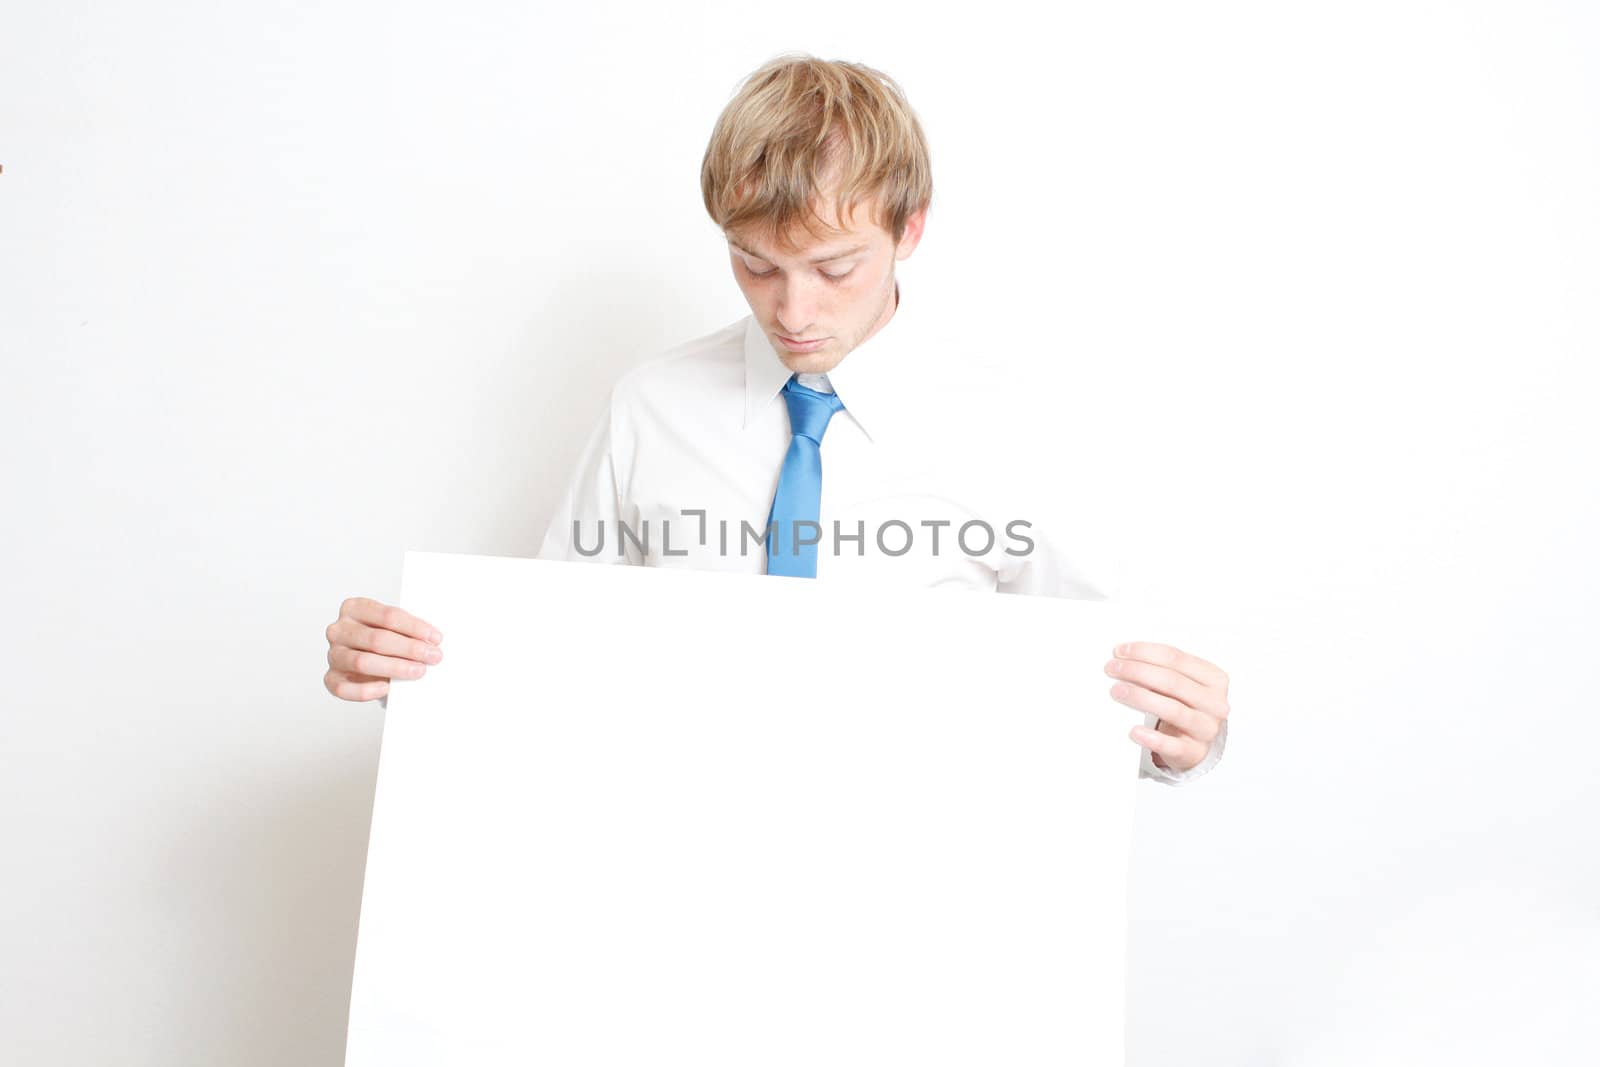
<box><xmin>776</xmin><ymin>343</ymin><xmax>842</xmax><ymax>375</ymax></box>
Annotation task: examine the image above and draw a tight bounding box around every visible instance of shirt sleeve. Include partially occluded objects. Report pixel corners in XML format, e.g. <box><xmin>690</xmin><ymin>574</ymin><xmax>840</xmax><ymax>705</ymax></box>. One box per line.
<box><xmin>992</xmin><ymin>515</ymin><xmax>1123</xmax><ymax>603</ymax></box>
<box><xmin>536</xmin><ymin>391</ymin><xmax>643</xmax><ymax>565</ymax></box>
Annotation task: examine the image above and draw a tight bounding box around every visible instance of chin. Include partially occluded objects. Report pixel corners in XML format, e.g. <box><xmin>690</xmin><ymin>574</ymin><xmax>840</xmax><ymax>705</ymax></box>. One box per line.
<box><xmin>781</xmin><ymin>350</ymin><xmax>843</xmax><ymax>375</ymax></box>
<box><xmin>773</xmin><ymin>340</ymin><xmax>842</xmax><ymax>375</ymax></box>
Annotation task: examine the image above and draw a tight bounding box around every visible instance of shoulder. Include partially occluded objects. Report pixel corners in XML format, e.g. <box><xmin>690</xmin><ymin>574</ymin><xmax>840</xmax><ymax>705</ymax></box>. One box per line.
<box><xmin>610</xmin><ymin>316</ymin><xmax>748</xmax><ymax>413</ymax></box>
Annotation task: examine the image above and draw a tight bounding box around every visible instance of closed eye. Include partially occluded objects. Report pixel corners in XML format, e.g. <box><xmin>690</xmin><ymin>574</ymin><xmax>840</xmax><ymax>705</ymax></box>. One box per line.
<box><xmin>742</xmin><ymin>261</ymin><xmax>855</xmax><ymax>281</ymax></box>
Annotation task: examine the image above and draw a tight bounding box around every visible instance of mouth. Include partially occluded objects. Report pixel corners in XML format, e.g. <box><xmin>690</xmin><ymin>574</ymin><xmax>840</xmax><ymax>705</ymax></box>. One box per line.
<box><xmin>777</xmin><ymin>334</ymin><xmax>829</xmax><ymax>353</ymax></box>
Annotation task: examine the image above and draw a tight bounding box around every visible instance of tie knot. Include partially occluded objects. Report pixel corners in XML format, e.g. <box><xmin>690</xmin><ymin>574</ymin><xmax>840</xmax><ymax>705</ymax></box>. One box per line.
<box><xmin>782</xmin><ymin>377</ymin><xmax>845</xmax><ymax>443</ymax></box>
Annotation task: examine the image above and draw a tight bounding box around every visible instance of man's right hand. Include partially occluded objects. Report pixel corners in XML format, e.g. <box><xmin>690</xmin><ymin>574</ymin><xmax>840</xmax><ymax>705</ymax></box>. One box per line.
<box><xmin>323</xmin><ymin>596</ymin><xmax>444</xmax><ymax>702</ymax></box>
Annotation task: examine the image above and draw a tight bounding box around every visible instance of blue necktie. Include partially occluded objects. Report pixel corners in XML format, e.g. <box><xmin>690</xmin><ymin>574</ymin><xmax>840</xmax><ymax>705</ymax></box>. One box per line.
<box><xmin>766</xmin><ymin>377</ymin><xmax>845</xmax><ymax>578</ymax></box>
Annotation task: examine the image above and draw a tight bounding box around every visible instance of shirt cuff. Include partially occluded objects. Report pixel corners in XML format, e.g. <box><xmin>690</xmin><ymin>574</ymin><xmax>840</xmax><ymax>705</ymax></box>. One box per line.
<box><xmin>1140</xmin><ymin>715</ymin><xmax>1227</xmax><ymax>786</ymax></box>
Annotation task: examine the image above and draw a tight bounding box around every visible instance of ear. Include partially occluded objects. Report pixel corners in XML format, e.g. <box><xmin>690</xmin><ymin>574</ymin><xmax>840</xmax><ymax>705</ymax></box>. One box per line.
<box><xmin>895</xmin><ymin>204</ymin><xmax>929</xmax><ymax>261</ymax></box>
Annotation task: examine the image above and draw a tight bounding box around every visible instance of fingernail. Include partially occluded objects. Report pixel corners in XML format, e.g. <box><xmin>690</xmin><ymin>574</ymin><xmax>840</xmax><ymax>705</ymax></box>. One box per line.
<box><xmin>1116</xmin><ymin>643</ymin><xmax>1131</xmax><ymax>656</ymax></box>
<box><xmin>1105</xmin><ymin>659</ymin><xmax>1121</xmax><ymax>675</ymax></box>
<box><xmin>429</xmin><ymin>630</ymin><xmax>443</xmax><ymax>644</ymax></box>
<box><xmin>423</xmin><ymin>647</ymin><xmax>442</xmax><ymax>663</ymax></box>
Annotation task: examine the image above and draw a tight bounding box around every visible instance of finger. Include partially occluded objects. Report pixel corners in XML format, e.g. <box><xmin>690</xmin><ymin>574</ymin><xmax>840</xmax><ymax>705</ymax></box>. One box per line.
<box><xmin>328</xmin><ymin>644</ymin><xmax>431</xmax><ymax>681</ymax></box>
<box><xmin>1130</xmin><ymin>723</ymin><xmax>1207</xmax><ymax>771</ymax></box>
<box><xmin>324</xmin><ymin>669</ymin><xmax>391</xmax><ymax>703</ymax></box>
<box><xmin>1105</xmin><ymin>657</ymin><xmax>1227</xmax><ymax>719</ymax></box>
<box><xmin>1112</xmin><ymin>641</ymin><xmax>1227</xmax><ymax>691</ymax></box>
<box><xmin>338</xmin><ymin>596</ymin><xmax>443</xmax><ymax>645</ymax></box>
<box><xmin>326</xmin><ymin>618</ymin><xmax>444</xmax><ymax>666</ymax></box>
<box><xmin>1108</xmin><ymin>681</ymin><xmax>1222</xmax><ymax>743</ymax></box>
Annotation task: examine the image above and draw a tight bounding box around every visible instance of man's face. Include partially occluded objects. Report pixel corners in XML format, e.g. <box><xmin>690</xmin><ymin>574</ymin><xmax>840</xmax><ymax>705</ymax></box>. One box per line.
<box><xmin>726</xmin><ymin>198</ymin><xmax>926</xmax><ymax>375</ymax></box>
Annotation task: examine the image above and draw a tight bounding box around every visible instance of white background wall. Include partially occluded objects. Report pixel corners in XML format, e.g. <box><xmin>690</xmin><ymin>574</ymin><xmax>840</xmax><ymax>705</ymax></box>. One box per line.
<box><xmin>3</xmin><ymin>2</ymin><xmax>1597</xmax><ymax>1064</ymax></box>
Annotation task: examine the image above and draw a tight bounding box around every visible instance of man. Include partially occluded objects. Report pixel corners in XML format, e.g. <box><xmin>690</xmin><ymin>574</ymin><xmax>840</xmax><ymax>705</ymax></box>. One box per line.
<box><xmin>323</xmin><ymin>54</ymin><xmax>1230</xmax><ymax>784</ymax></box>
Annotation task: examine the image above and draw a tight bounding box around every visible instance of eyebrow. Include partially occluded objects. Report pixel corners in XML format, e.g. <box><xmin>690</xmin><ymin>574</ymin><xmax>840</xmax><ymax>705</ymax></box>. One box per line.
<box><xmin>727</xmin><ymin>237</ymin><xmax>870</xmax><ymax>265</ymax></box>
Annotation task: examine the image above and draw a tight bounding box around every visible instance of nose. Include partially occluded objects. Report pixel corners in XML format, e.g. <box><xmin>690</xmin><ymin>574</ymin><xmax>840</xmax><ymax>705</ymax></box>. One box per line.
<box><xmin>775</xmin><ymin>274</ymin><xmax>820</xmax><ymax>337</ymax></box>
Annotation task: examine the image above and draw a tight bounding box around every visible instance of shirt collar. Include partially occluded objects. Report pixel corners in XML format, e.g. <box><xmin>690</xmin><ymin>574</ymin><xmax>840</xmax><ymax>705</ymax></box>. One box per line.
<box><xmin>742</xmin><ymin>277</ymin><xmax>919</xmax><ymax>443</ymax></box>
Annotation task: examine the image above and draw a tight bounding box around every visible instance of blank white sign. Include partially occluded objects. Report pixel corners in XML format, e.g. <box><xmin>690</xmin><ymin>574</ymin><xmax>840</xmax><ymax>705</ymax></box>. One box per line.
<box><xmin>346</xmin><ymin>552</ymin><xmax>1141</xmax><ymax>1065</ymax></box>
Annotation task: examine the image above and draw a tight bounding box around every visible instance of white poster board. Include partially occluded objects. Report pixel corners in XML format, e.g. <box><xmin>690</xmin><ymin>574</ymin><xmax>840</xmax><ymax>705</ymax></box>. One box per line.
<box><xmin>346</xmin><ymin>552</ymin><xmax>1141</xmax><ymax>1065</ymax></box>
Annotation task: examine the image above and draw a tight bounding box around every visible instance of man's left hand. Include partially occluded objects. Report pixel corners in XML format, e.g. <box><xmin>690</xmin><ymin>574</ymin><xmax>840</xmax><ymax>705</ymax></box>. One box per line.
<box><xmin>1105</xmin><ymin>641</ymin><xmax>1230</xmax><ymax>772</ymax></box>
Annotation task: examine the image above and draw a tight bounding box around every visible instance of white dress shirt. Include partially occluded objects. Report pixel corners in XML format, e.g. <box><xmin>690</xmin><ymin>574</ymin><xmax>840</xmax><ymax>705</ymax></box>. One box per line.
<box><xmin>534</xmin><ymin>278</ymin><xmax>1226</xmax><ymax>785</ymax></box>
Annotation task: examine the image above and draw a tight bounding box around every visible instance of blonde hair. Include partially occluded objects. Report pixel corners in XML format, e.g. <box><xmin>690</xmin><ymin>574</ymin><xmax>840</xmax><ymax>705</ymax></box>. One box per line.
<box><xmin>700</xmin><ymin>53</ymin><xmax>933</xmax><ymax>252</ymax></box>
